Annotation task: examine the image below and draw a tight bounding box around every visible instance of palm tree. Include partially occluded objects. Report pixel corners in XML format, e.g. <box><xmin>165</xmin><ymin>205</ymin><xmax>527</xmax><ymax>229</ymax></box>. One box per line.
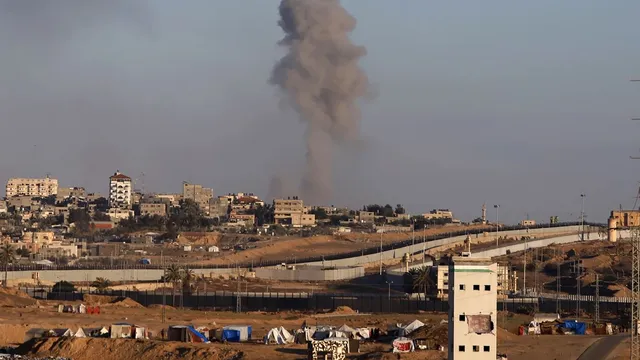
<box><xmin>411</xmin><ymin>266</ymin><xmax>435</xmax><ymax>298</ymax></box>
<box><xmin>182</xmin><ymin>268</ymin><xmax>195</xmax><ymax>295</ymax></box>
<box><xmin>164</xmin><ymin>264</ymin><xmax>183</xmax><ymax>305</ymax></box>
<box><xmin>0</xmin><ymin>244</ymin><xmax>15</xmax><ymax>288</ymax></box>
<box><xmin>91</xmin><ymin>277</ymin><xmax>111</xmax><ymax>293</ymax></box>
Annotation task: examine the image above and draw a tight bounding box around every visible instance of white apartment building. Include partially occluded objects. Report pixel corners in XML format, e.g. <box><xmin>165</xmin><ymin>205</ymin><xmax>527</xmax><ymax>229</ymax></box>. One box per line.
<box><xmin>6</xmin><ymin>176</ymin><xmax>58</xmax><ymax>198</ymax></box>
<box><xmin>439</xmin><ymin>263</ymin><xmax>515</xmax><ymax>299</ymax></box>
<box><xmin>108</xmin><ymin>171</ymin><xmax>132</xmax><ymax>208</ymax></box>
<box><xmin>274</xmin><ymin>197</ymin><xmax>316</xmax><ymax>227</ymax></box>
<box><xmin>448</xmin><ymin>257</ymin><xmax>497</xmax><ymax>360</ymax></box>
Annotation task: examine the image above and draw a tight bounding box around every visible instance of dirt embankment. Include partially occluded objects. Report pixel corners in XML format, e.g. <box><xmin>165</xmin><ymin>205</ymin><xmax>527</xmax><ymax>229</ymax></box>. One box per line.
<box><xmin>82</xmin><ymin>295</ymin><xmax>143</xmax><ymax>308</ymax></box>
<box><xmin>0</xmin><ymin>287</ymin><xmax>37</xmax><ymax>308</ymax></box>
<box><xmin>18</xmin><ymin>337</ymin><xmax>241</xmax><ymax>360</ymax></box>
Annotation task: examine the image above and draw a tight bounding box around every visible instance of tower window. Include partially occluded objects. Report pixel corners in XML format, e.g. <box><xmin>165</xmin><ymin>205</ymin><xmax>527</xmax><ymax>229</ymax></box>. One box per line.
<box><xmin>484</xmin><ymin>346</ymin><xmax>490</xmax><ymax>352</ymax></box>
<box><xmin>473</xmin><ymin>284</ymin><xmax>480</xmax><ymax>291</ymax></box>
<box><xmin>473</xmin><ymin>345</ymin><xmax>479</xmax><ymax>352</ymax></box>
<box><xmin>458</xmin><ymin>345</ymin><xmax>465</xmax><ymax>352</ymax></box>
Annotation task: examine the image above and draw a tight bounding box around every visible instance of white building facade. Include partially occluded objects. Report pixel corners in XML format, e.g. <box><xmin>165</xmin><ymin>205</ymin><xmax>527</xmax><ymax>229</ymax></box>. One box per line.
<box><xmin>108</xmin><ymin>171</ymin><xmax>132</xmax><ymax>208</ymax></box>
<box><xmin>6</xmin><ymin>176</ymin><xmax>58</xmax><ymax>198</ymax></box>
<box><xmin>448</xmin><ymin>257</ymin><xmax>497</xmax><ymax>360</ymax></box>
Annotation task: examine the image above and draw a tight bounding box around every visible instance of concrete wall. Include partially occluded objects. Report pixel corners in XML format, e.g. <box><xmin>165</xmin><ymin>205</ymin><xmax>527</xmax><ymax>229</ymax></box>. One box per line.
<box><xmin>6</xmin><ymin>267</ymin><xmax>241</xmax><ymax>283</ymax></box>
<box><xmin>301</xmin><ymin>225</ymin><xmax>583</xmax><ymax>268</ymax></box>
<box><xmin>255</xmin><ymin>266</ymin><xmax>364</xmax><ymax>281</ymax></box>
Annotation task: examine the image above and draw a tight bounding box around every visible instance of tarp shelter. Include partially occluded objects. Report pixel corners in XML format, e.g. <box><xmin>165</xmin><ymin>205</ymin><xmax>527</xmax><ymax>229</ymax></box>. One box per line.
<box><xmin>401</xmin><ymin>320</ymin><xmax>424</xmax><ymax>336</ymax></box>
<box><xmin>77</xmin><ymin>304</ymin><xmax>86</xmax><ymax>314</ymax></box>
<box><xmin>24</xmin><ymin>328</ymin><xmax>48</xmax><ymax>342</ymax></box>
<box><xmin>74</xmin><ymin>328</ymin><xmax>88</xmax><ymax>338</ymax></box>
<box><xmin>559</xmin><ymin>320</ymin><xmax>586</xmax><ymax>335</ymax></box>
<box><xmin>167</xmin><ymin>326</ymin><xmax>209</xmax><ymax>343</ymax></box>
<box><xmin>222</xmin><ymin>325</ymin><xmax>252</xmax><ymax>342</ymax></box>
<box><xmin>392</xmin><ymin>337</ymin><xmax>415</xmax><ymax>353</ymax></box>
<box><xmin>354</xmin><ymin>328</ymin><xmax>370</xmax><ymax>340</ymax></box>
<box><xmin>48</xmin><ymin>328</ymin><xmax>72</xmax><ymax>337</ymax></box>
<box><xmin>338</xmin><ymin>324</ymin><xmax>355</xmax><ymax>335</ymax></box>
<box><xmin>533</xmin><ymin>313</ymin><xmax>560</xmax><ymax>323</ymax></box>
<box><xmin>264</xmin><ymin>327</ymin><xmax>294</xmax><ymax>344</ymax></box>
<box><xmin>110</xmin><ymin>323</ymin><xmax>148</xmax><ymax>339</ymax></box>
<box><xmin>83</xmin><ymin>327</ymin><xmax>109</xmax><ymax>338</ymax></box>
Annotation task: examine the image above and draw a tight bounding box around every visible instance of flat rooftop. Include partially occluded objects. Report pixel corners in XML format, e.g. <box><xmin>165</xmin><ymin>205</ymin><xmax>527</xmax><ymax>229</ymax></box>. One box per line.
<box><xmin>451</xmin><ymin>256</ymin><xmax>494</xmax><ymax>266</ymax></box>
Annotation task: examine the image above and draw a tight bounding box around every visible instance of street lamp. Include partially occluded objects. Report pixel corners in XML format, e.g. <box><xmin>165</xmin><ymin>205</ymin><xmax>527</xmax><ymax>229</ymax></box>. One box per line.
<box><xmin>580</xmin><ymin>194</ymin><xmax>586</xmax><ymax>241</ymax></box>
<box><xmin>493</xmin><ymin>205</ymin><xmax>500</xmax><ymax>247</ymax></box>
<box><xmin>379</xmin><ymin>225</ymin><xmax>384</xmax><ymax>276</ymax></box>
<box><xmin>386</xmin><ymin>280</ymin><xmax>393</xmax><ymax>311</ymax></box>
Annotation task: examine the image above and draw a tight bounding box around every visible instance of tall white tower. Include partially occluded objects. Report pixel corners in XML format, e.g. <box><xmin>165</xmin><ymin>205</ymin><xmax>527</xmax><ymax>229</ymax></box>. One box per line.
<box><xmin>109</xmin><ymin>170</ymin><xmax>132</xmax><ymax>209</ymax></box>
<box><xmin>448</xmin><ymin>257</ymin><xmax>497</xmax><ymax>360</ymax></box>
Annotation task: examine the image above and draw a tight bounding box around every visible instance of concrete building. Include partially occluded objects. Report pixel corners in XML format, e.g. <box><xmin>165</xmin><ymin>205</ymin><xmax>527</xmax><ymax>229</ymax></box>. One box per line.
<box><xmin>155</xmin><ymin>194</ymin><xmax>182</xmax><ymax>207</ymax></box>
<box><xmin>5</xmin><ymin>176</ymin><xmax>58</xmax><ymax>198</ymax></box>
<box><xmin>23</xmin><ymin>231</ymin><xmax>55</xmax><ymax>245</ymax></box>
<box><xmin>357</xmin><ymin>211</ymin><xmax>375</xmax><ymax>223</ymax></box>
<box><xmin>6</xmin><ymin>196</ymin><xmax>36</xmax><ymax>209</ymax></box>
<box><xmin>182</xmin><ymin>182</ymin><xmax>213</xmax><ymax>215</ymax></box>
<box><xmin>0</xmin><ymin>201</ymin><xmax>6</xmax><ymax>214</ymax></box>
<box><xmin>107</xmin><ymin>208</ymin><xmax>134</xmax><ymax>222</ymax></box>
<box><xmin>424</xmin><ymin>209</ymin><xmax>454</xmax><ymax>221</ymax></box>
<box><xmin>520</xmin><ymin>219</ymin><xmax>536</xmax><ymax>227</ymax></box>
<box><xmin>39</xmin><ymin>242</ymin><xmax>79</xmax><ymax>258</ymax></box>
<box><xmin>496</xmin><ymin>264</ymin><xmax>517</xmax><ymax>296</ymax></box>
<box><xmin>274</xmin><ymin>198</ymin><xmax>316</xmax><ymax>227</ymax></box>
<box><xmin>56</xmin><ymin>187</ymin><xmax>86</xmax><ymax>202</ymax></box>
<box><xmin>108</xmin><ymin>171</ymin><xmax>132</xmax><ymax>208</ymax></box>
<box><xmin>229</xmin><ymin>212</ymin><xmax>255</xmax><ymax>226</ymax></box>
<box><xmin>610</xmin><ymin>209</ymin><xmax>640</xmax><ymax>228</ymax></box>
<box><xmin>448</xmin><ymin>257</ymin><xmax>497</xmax><ymax>360</ymax></box>
<box><xmin>139</xmin><ymin>203</ymin><xmax>167</xmax><ymax>217</ymax></box>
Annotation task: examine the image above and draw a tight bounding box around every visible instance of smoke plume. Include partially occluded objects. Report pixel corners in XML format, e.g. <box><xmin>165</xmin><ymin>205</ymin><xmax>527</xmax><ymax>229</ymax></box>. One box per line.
<box><xmin>270</xmin><ymin>0</ymin><xmax>369</xmax><ymax>205</ymax></box>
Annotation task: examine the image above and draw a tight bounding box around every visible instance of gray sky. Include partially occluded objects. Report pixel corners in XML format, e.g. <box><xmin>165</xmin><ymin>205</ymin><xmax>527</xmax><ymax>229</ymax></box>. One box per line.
<box><xmin>1</xmin><ymin>0</ymin><xmax>639</xmax><ymax>224</ymax></box>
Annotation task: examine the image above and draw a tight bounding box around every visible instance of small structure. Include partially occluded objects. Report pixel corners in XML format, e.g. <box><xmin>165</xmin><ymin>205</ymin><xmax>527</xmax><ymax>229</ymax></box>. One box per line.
<box><xmin>183</xmin><ymin>245</ymin><xmax>192</xmax><ymax>252</ymax></box>
<box><xmin>222</xmin><ymin>325</ymin><xmax>252</xmax><ymax>342</ymax></box>
<box><xmin>264</xmin><ymin>327</ymin><xmax>294</xmax><ymax>345</ymax></box>
<box><xmin>400</xmin><ymin>320</ymin><xmax>424</xmax><ymax>336</ymax></box>
<box><xmin>308</xmin><ymin>338</ymin><xmax>348</xmax><ymax>360</ymax></box>
<box><xmin>48</xmin><ymin>328</ymin><xmax>73</xmax><ymax>337</ymax></box>
<box><xmin>392</xmin><ymin>337</ymin><xmax>415</xmax><ymax>353</ymax></box>
<box><xmin>167</xmin><ymin>326</ymin><xmax>209</xmax><ymax>343</ymax></box>
<box><xmin>207</xmin><ymin>246</ymin><xmax>219</xmax><ymax>253</ymax></box>
<box><xmin>110</xmin><ymin>323</ymin><xmax>147</xmax><ymax>339</ymax></box>
<box><xmin>533</xmin><ymin>313</ymin><xmax>560</xmax><ymax>323</ymax></box>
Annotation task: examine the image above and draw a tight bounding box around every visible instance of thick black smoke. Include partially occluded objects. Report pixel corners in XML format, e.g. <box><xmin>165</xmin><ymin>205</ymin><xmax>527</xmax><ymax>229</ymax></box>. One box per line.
<box><xmin>270</xmin><ymin>0</ymin><xmax>369</xmax><ymax>205</ymax></box>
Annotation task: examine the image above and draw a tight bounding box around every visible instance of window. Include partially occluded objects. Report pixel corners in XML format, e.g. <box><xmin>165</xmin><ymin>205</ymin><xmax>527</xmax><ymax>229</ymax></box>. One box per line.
<box><xmin>444</xmin><ymin>272</ymin><xmax>448</xmax><ymax>277</ymax></box>
<box><xmin>485</xmin><ymin>285</ymin><xmax>491</xmax><ymax>291</ymax></box>
<box><xmin>459</xmin><ymin>314</ymin><xmax>465</xmax><ymax>321</ymax></box>
<box><xmin>473</xmin><ymin>345</ymin><xmax>479</xmax><ymax>352</ymax></box>
<box><xmin>473</xmin><ymin>284</ymin><xmax>480</xmax><ymax>291</ymax></box>
<box><xmin>484</xmin><ymin>346</ymin><xmax>490</xmax><ymax>352</ymax></box>
<box><xmin>458</xmin><ymin>345</ymin><xmax>465</xmax><ymax>352</ymax></box>
<box><xmin>459</xmin><ymin>284</ymin><xmax>465</xmax><ymax>290</ymax></box>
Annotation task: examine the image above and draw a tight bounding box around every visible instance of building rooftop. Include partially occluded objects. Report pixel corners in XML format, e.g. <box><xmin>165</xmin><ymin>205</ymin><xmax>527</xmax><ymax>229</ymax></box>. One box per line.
<box><xmin>110</xmin><ymin>171</ymin><xmax>131</xmax><ymax>180</ymax></box>
<box><xmin>451</xmin><ymin>256</ymin><xmax>494</xmax><ymax>266</ymax></box>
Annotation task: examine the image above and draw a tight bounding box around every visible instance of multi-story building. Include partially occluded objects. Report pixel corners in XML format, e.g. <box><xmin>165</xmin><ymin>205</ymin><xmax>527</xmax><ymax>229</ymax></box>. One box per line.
<box><xmin>274</xmin><ymin>197</ymin><xmax>316</xmax><ymax>227</ymax></box>
<box><xmin>0</xmin><ymin>201</ymin><xmax>7</xmax><ymax>214</ymax></box>
<box><xmin>6</xmin><ymin>176</ymin><xmax>58</xmax><ymax>198</ymax></box>
<box><xmin>155</xmin><ymin>194</ymin><xmax>182</xmax><ymax>207</ymax></box>
<box><xmin>56</xmin><ymin>187</ymin><xmax>86</xmax><ymax>202</ymax></box>
<box><xmin>22</xmin><ymin>231</ymin><xmax>55</xmax><ymax>245</ymax></box>
<box><xmin>448</xmin><ymin>257</ymin><xmax>497</xmax><ymax>360</ymax></box>
<box><xmin>139</xmin><ymin>203</ymin><xmax>167</xmax><ymax>217</ymax></box>
<box><xmin>520</xmin><ymin>219</ymin><xmax>536</xmax><ymax>227</ymax></box>
<box><xmin>611</xmin><ymin>210</ymin><xmax>640</xmax><ymax>228</ymax></box>
<box><xmin>108</xmin><ymin>171</ymin><xmax>132</xmax><ymax>208</ymax></box>
<box><xmin>358</xmin><ymin>211</ymin><xmax>375</xmax><ymax>223</ymax></box>
<box><xmin>182</xmin><ymin>182</ymin><xmax>213</xmax><ymax>215</ymax></box>
<box><xmin>496</xmin><ymin>264</ymin><xmax>517</xmax><ymax>297</ymax></box>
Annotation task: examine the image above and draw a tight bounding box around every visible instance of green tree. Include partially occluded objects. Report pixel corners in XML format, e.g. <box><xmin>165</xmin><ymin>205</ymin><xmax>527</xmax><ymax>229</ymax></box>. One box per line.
<box><xmin>16</xmin><ymin>247</ymin><xmax>31</xmax><ymax>259</ymax></box>
<box><xmin>93</xmin><ymin>211</ymin><xmax>111</xmax><ymax>222</ymax></box>
<box><xmin>91</xmin><ymin>277</ymin><xmax>111</xmax><ymax>293</ymax></box>
<box><xmin>182</xmin><ymin>268</ymin><xmax>195</xmax><ymax>295</ymax></box>
<box><xmin>395</xmin><ymin>204</ymin><xmax>406</xmax><ymax>215</ymax></box>
<box><xmin>52</xmin><ymin>281</ymin><xmax>76</xmax><ymax>293</ymax></box>
<box><xmin>164</xmin><ymin>264</ymin><xmax>183</xmax><ymax>305</ymax></box>
<box><xmin>383</xmin><ymin>204</ymin><xmax>394</xmax><ymax>218</ymax></box>
<box><xmin>68</xmin><ymin>208</ymin><xmax>91</xmax><ymax>234</ymax></box>
<box><xmin>410</xmin><ymin>266</ymin><xmax>435</xmax><ymax>297</ymax></box>
<box><xmin>169</xmin><ymin>199</ymin><xmax>205</xmax><ymax>231</ymax></box>
<box><xmin>309</xmin><ymin>208</ymin><xmax>329</xmax><ymax>220</ymax></box>
<box><xmin>0</xmin><ymin>244</ymin><xmax>15</xmax><ymax>288</ymax></box>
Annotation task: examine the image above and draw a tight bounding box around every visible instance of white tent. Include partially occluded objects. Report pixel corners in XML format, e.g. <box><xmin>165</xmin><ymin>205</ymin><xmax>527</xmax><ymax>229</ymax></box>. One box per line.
<box><xmin>264</xmin><ymin>327</ymin><xmax>294</xmax><ymax>344</ymax></box>
<box><xmin>74</xmin><ymin>328</ymin><xmax>88</xmax><ymax>338</ymax></box>
<box><xmin>354</xmin><ymin>328</ymin><xmax>370</xmax><ymax>340</ymax></box>
<box><xmin>338</xmin><ymin>324</ymin><xmax>355</xmax><ymax>335</ymax></box>
<box><xmin>401</xmin><ymin>320</ymin><xmax>424</xmax><ymax>336</ymax></box>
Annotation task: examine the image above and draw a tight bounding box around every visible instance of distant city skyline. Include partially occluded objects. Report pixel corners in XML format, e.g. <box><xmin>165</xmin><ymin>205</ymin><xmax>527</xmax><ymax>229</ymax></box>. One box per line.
<box><xmin>1</xmin><ymin>1</ymin><xmax>639</xmax><ymax>224</ymax></box>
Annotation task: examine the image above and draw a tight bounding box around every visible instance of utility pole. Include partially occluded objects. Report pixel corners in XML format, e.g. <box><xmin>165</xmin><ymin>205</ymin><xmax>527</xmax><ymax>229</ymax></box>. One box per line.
<box><xmin>575</xmin><ymin>260</ymin><xmax>581</xmax><ymax>320</ymax></box>
<box><xmin>379</xmin><ymin>225</ymin><xmax>384</xmax><ymax>276</ymax></box>
<box><xmin>523</xmin><ymin>237</ymin><xmax>527</xmax><ymax>296</ymax></box>
<box><xmin>236</xmin><ymin>267</ymin><xmax>241</xmax><ymax>313</ymax></box>
<box><xmin>630</xmin><ymin>78</ymin><xmax>640</xmax><ymax>360</ymax></box>
<box><xmin>595</xmin><ymin>273</ymin><xmax>600</xmax><ymax>324</ymax></box>
<box><xmin>494</xmin><ymin>205</ymin><xmax>500</xmax><ymax>247</ymax></box>
<box><xmin>556</xmin><ymin>263</ymin><xmax>561</xmax><ymax>314</ymax></box>
<box><xmin>580</xmin><ymin>194</ymin><xmax>586</xmax><ymax>241</ymax></box>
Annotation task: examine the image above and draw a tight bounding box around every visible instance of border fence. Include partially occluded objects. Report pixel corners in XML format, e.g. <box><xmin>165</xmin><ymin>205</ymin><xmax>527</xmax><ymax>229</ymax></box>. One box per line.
<box><xmin>21</xmin><ymin>286</ymin><xmax>627</xmax><ymax>316</ymax></box>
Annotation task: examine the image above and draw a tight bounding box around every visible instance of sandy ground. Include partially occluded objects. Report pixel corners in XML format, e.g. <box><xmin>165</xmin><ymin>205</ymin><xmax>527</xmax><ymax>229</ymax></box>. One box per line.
<box><xmin>0</xmin><ymin>296</ymin><xmax>602</xmax><ymax>360</ymax></box>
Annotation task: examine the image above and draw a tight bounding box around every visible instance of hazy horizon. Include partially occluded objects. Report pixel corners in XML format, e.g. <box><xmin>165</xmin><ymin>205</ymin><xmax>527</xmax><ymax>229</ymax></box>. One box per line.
<box><xmin>1</xmin><ymin>0</ymin><xmax>639</xmax><ymax>224</ymax></box>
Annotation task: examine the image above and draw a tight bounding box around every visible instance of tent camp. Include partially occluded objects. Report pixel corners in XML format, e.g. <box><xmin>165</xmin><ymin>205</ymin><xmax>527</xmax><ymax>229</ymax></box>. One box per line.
<box><xmin>558</xmin><ymin>320</ymin><xmax>586</xmax><ymax>335</ymax></box>
<box><xmin>167</xmin><ymin>326</ymin><xmax>209</xmax><ymax>343</ymax></box>
<box><xmin>222</xmin><ymin>325</ymin><xmax>252</xmax><ymax>342</ymax></box>
<box><xmin>400</xmin><ymin>320</ymin><xmax>424</xmax><ymax>336</ymax></box>
<box><xmin>81</xmin><ymin>327</ymin><xmax>109</xmax><ymax>338</ymax></box>
<box><xmin>110</xmin><ymin>323</ymin><xmax>147</xmax><ymax>339</ymax></box>
<box><xmin>264</xmin><ymin>327</ymin><xmax>294</xmax><ymax>345</ymax></box>
<box><xmin>392</xmin><ymin>337</ymin><xmax>415</xmax><ymax>353</ymax></box>
<box><xmin>48</xmin><ymin>329</ymin><xmax>73</xmax><ymax>337</ymax></box>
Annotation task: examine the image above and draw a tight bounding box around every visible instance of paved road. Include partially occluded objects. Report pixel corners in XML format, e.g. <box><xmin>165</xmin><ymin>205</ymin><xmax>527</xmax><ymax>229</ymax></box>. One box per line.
<box><xmin>577</xmin><ymin>334</ymin><xmax>628</xmax><ymax>360</ymax></box>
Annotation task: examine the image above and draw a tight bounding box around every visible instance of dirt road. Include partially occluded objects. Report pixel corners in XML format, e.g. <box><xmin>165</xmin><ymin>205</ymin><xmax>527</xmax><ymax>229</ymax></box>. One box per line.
<box><xmin>577</xmin><ymin>334</ymin><xmax>628</xmax><ymax>360</ymax></box>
